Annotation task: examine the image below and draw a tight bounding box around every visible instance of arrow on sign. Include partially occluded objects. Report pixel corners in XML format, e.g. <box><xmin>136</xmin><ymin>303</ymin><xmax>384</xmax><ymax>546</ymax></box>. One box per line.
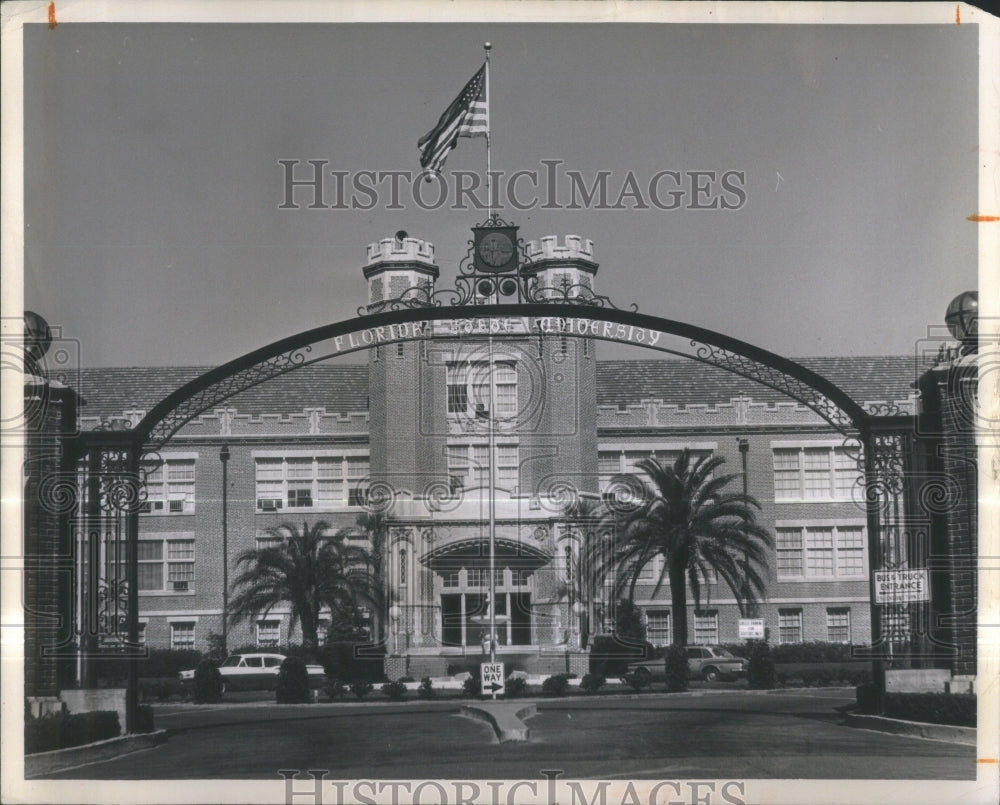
<box><xmin>484</xmin><ymin>683</ymin><xmax>503</xmax><ymax>693</ymax></box>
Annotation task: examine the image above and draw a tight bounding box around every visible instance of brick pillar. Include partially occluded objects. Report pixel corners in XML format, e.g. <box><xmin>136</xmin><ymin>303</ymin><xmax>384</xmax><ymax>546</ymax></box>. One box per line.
<box><xmin>24</xmin><ymin>376</ymin><xmax>78</xmax><ymax>707</ymax></box>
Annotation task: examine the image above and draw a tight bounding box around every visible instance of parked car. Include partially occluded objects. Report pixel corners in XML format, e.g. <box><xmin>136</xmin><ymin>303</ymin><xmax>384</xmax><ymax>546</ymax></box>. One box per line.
<box><xmin>626</xmin><ymin>645</ymin><xmax>747</xmax><ymax>682</ymax></box>
<box><xmin>684</xmin><ymin>645</ymin><xmax>747</xmax><ymax>681</ymax></box>
<box><xmin>179</xmin><ymin>653</ymin><xmax>326</xmax><ymax>692</ymax></box>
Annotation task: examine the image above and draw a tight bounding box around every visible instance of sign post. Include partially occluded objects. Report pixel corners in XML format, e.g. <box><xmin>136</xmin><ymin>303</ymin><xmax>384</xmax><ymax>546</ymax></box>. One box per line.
<box><xmin>480</xmin><ymin>662</ymin><xmax>505</xmax><ymax>699</ymax></box>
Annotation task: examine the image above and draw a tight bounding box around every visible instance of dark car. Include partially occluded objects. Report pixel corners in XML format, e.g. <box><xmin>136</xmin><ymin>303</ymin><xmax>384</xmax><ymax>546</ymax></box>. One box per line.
<box><xmin>626</xmin><ymin>645</ymin><xmax>747</xmax><ymax>682</ymax></box>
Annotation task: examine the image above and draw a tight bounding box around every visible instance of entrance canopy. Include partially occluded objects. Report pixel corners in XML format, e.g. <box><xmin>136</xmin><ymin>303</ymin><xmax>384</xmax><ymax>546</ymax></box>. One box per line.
<box><xmin>421</xmin><ymin>537</ymin><xmax>551</xmax><ymax>572</ymax></box>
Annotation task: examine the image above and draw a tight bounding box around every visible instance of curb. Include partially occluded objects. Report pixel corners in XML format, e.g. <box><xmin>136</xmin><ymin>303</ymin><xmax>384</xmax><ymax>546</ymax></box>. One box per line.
<box><xmin>25</xmin><ymin>729</ymin><xmax>169</xmax><ymax>777</ymax></box>
<box><xmin>460</xmin><ymin>702</ymin><xmax>537</xmax><ymax>742</ymax></box>
<box><xmin>843</xmin><ymin>713</ymin><xmax>976</xmax><ymax>746</ymax></box>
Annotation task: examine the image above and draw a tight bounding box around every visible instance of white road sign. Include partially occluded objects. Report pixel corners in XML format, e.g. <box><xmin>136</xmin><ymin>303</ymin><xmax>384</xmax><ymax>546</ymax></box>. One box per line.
<box><xmin>480</xmin><ymin>662</ymin><xmax>505</xmax><ymax>696</ymax></box>
<box><xmin>874</xmin><ymin>569</ymin><xmax>930</xmax><ymax>604</ymax></box>
<box><xmin>738</xmin><ymin>618</ymin><xmax>766</xmax><ymax>639</ymax></box>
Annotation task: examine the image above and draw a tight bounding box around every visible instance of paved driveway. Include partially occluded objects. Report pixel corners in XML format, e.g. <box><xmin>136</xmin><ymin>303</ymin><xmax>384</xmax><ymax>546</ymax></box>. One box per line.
<box><xmin>39</xmin><ymin>689</ymin><xmax>975</xmax><ymax>780</ymax></box>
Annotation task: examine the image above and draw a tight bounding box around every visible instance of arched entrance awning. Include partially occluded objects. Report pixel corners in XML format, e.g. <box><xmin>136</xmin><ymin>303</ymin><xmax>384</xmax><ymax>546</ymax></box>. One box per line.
<box><xmin>420</xmin><ymin>537</ymin><xmax>551</xmax><ymax>572</ymax></box>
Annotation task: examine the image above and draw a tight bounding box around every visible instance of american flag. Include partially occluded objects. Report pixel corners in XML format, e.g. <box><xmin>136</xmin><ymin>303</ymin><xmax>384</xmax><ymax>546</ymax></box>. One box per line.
<box><xmin>418</xmin><ymin>64</ymin><xmax>488</xmax><ymax>174</ymax></box>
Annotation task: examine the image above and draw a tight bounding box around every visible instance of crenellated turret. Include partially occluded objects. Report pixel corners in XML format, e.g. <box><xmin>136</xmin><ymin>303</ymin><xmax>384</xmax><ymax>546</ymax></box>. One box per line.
<box><xmin>363</xmin><ymin>234</ymin><xmax>439</xmax><ymax>309</ymax></box>
<box><xmin>521</xmin><ymin>235</ymin><xmax>598</xmax><ymax>300</ymax></box>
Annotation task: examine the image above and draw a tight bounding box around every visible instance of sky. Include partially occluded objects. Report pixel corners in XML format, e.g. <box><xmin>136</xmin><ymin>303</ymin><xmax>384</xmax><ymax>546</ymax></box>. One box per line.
<box><xmin>19</xmin><ymin>20</ymin><xmax>979</xmax><ymax>368</ymax></box>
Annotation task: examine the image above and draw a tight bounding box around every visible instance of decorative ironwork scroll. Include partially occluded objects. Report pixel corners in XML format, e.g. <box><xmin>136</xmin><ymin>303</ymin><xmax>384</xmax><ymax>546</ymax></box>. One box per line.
<box><xmin>142</xmin><ymin>345</ymin><xmax>313</xmax><ymax>449</ymax></box>
<box><xmin>689</xmin><ymin>342</ymin><xmax>859</xmax><ymax>433</ymax></box>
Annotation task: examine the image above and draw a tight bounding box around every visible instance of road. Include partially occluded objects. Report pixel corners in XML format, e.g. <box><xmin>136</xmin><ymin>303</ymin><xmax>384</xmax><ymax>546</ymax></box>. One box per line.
<box><xmin>39</xmin><ymin>689</ymin><xmax>975</xmax><ymax>780</ymax></box>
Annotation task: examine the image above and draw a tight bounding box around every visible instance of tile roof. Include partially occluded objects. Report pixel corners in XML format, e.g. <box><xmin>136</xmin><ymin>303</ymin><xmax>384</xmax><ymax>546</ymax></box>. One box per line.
<box><xmin>595</xmin><ymin>355</ymin><xmax>923</xmax><ymax>410</ymax></box>
<box><xmin>69</xmin><ymin>355</ymin><xmax>923</xmax><ymax>426</ymax></box>
<box><xmin>72</xmin><ymin>365</ymin><xmax>370</xmax><ymax>423</ymax></box>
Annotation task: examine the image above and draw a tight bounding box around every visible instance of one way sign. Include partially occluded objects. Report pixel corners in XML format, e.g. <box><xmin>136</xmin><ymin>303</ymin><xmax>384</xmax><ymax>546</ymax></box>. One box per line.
<box><xmin>480</xmin><ymin>663</ymin><xmax>505</xmax><ymax>697</ymax></box>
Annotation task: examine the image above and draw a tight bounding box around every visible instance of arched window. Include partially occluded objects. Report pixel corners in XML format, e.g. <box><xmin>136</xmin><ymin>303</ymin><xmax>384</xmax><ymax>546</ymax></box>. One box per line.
<box><xmin>399</xmin><ymin>548</ymin><xmax>407</xmax><ymax>586</ymax></box>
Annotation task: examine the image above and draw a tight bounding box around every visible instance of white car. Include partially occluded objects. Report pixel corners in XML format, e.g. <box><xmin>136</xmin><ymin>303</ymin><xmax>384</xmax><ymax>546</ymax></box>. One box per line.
<box><xmin>179</xmin><ymin>652</ymin><xmax>326</xmax><ymax>692</ymax></box>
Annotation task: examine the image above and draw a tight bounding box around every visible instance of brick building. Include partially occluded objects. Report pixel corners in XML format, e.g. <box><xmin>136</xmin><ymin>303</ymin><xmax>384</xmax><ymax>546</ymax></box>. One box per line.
<box><xmin>65</xmin><ymin>233</ymin><xmax>932</xmax><ymax>677</ymax></box>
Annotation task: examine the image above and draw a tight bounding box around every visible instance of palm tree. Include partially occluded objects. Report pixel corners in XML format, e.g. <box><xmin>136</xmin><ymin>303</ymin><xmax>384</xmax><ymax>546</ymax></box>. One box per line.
<box><xmin>345</xmin><ymin>508</ymin><xmax>392</xmax><ymax>645</ymax></box>
<box><xmin>590</xmin><ymin>450</ymin><xmax>771</xmax><ymax>647</ymax></box>
<box><xmin>228</xmin><ymin>520</ymin><xmax>382</xmax><ymax>652</ymax></box>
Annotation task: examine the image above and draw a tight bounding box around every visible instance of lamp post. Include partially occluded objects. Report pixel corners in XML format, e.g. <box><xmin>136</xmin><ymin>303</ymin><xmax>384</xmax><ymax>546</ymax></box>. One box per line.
<box><xmin>737</xmin><ymin>438</ymin><xmax>752</xmax><ymax>619</ymax></box>
<box><xmin>573</xmin><ymin>601</ymin><xmax>585</xmax><ymax>650</ymax></box>
<box><xmin>389</xmin><ymin>604</ymin><xmax>401</xmax><ymax>656</ymax></box>
<box><xmin>219</xmin><ymin>445</ymin><xmax>231</xmax><ymax>654</ymax></box>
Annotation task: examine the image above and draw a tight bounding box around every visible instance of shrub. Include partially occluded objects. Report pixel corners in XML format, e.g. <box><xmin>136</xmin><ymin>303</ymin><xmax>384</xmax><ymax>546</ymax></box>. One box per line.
<box><xmin>25</xmin><ymin>710</ymin><xmax>121</xmax><ymax>754</ymax></box>
<box><xmin>350</xmin><ymin>680</ymin><xmax>374</xmax><ymax>700</ymax></box>
<box><xmin>448</xmin><ymin>662</ymin><xmax>481</xmax><ymax>678</ymax></box>
<box><xmin>319</xmin><ymin>642</ymin><xmax>387</xmax><ymax>684</ymax></box>
<box><xmin>770</xmin><ymin>641</ymin><xmax>855</xmax><ymax>665</ymax></box>
<box><xmin>276</xmin><ymin>657</ymin><xmax>312</xmax><ymax>703</ymax></box>
<box><xmin>746</xmin><ymin>641</ymin><xmax>776</xmax><ymax>690</ymax></box>
<box><xmin>541</xmin><ymin>673</ymin><xmax>571</xmax><ymax>697</ymax></box>
<box><xmin>381</xmin><ymin>681</ymin><xmax>407</xmax><ymax>701</ymax></box>
<box><xmin>505</xmin><ymin>676</ymin><xmax>529</xmax><ymax>698</ymax></box>
<box><xmin>581</xmin><ymin>673</ymin><xmax>606</xmax><ymax>694</ymax></box>
<box><xmin>134</xmin><ymin>705</ymin><xmax>156</xmax><ymax>734</ymax></box>
<box><xmin>856</xmin><ymin>683</ymin><xmax>879</xmax><ymax>713</ymax></box>
<box><xmin>462</xmin><ymin>674</ymin><xmax>482</xmax><ymax>697</ymax></box>
<box><xmin>325</xmin><ymin>677</ymin><xmax>347</xmax><ymax>701</ymax></box>
<box><xmin>193</xmin><ymin>659</ymin><xmax>223</xmax><ymax>703</ymax></box>
<box><xmin>623</xmin><ymin>672</ymin><xmax>651</xmax><ymax>692</ymax></box>
<box><xmin>775</xmin><ymin>662</ymin><xmax>871</xmax><ymax>688</ymax></box>
<box><xmin>417</xmin><ymin>677</ymin><xmax>436</xmax><ymax>699</ymax></box>
<box><xmin>871</xmin><ymin>692</ymin><xmax>976</xmax><ymax>727</ymax></box>
<box><xmin>663</xmin><ymin>645</ymin><xmax>689</xmax><ymax>692</ymax></box>
<box><xmin>139</xmin><ymin>677</ymin><xmax>186</xmax><ymax>702</ymax></box>
<box><xmin>138</xmin><ymin>649</ymin><xmax>204</xmax><ymax>680</ymax></box>
<box><xmin>400</xmin><ymin>676</ymin><xmax>415</xmax><ymax>683</ymax></box>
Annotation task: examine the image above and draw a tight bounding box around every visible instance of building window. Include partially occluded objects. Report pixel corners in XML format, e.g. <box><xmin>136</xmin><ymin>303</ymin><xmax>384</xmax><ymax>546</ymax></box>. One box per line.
<box><xmin>397</xmin><ymin>342</ymin><xmax>405</xmax><ymax>358</ymax></box>
<box><xmin>255</xmin><ymin>454</ymin><xmax>369</xmax><ymax>511</ymax></box>
<box><xmin>776</xmin><ymin>529</ymin><xmax>803</xmax><ymax>577</ymax></box>
<box><xmin>167</xmin><ymin>540</ymin><xmax>196</xmax><ymax>591</ymax></box>
<box><xmin>693</xmin><ymin>611</ymin><xmax>718</xmax><ymax>645</ymax></box>
<box><xmin>257</xmin><ymin>619</ymin><xmax>281</xmax><ymax>648</ymax></box>
<box><xmin>826</xmin><ymin>608</ymin><xmax>851</xmax><ymax>643</ymax></box>
<box><xmin>399</xmin><ymin>549</ymin><xmax>407</xmax><ymax>586</ymax></box>
<box><xmin>136</xmin><ymin>622</ymin><xmax>147</xmax><ymax>646</ymax></box>
<box><xmin>647</xmin><ymin>610</ymin><xmax>671</xmax><ymax>646</ymax></box>
<box><xmin>447</xmin><ymin>443</ymin><xmax>518</xmax><ymax>491</ymax></box>
<box><xmin>446</xmin><ymin>361</ymin><xmax>517</xmax><ymax>421</ymax></box>
<box><xmin>286</xmin><ymin>458</ymin><xmax>313</xmax><ymax>508</ymax></box>
<box><xmin>141</xmin><ymin>458</ymin><xmax>195</xmax><ymax>514</ymax></box>
<box><xmin>510</xmin><ymin>569</ymin><xmax>532</xmax><ymax>587</ymax></box>
<box><xmin>775</xmin><ymin>524</ymin><xmax>867</xmax><ymax>579</ymax></box>
<box><xmin>138</xmin><ymin>538</ymin><xmax>195</xmax><ymax>592</ymax></box>
<box><xmin>598</xmin><ymin>448</ymin><xmax>712</xmax><ymax>493</ymax></box>
<box><xmin>467</xmin><ymin>568</ymin><xmax>487</xmax><ymax>588</ymax></box>
<box><xmin>778</xmin><ymin>609</ymin><xmax>802</xmax><ymax>644</ymax></box>
<box><xmin>170</xmin><ymin>621</ymin><xmax>196</xmax><ymax>649</ymax></box>
<box><xmin>772</xmin><ymin>446</ymin><xmax>860</xmax><ymax>501</ymax></box>
<box><xmin>442</xmin><ymin>571</ymin><xmax>460</xmax><ymax>588</ymax></box>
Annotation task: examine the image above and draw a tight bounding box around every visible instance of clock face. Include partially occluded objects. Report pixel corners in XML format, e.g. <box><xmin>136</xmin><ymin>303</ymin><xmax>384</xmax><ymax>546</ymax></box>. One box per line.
<box><xmin>477</xmin><ymin>231</ymin><xmax>515</xmax><ymax>269</ymax></box>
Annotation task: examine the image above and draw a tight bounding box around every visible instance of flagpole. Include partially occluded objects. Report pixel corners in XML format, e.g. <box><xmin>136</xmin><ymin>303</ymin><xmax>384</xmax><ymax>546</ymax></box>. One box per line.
<box><xmin>484</xmin><ymin>42</ymin><xmax>492</xmax><ymax>221</ymax></box>
<box><xmin>483</xmin><ymin>41</ymin><xmax>497</xmax><ymax>687</ymax></box>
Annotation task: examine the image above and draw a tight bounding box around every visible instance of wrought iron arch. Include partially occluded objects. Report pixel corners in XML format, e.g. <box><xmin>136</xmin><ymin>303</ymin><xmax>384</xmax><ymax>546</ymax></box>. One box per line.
<box><xmin>77</xmin><ymin>304</ymin><xmax>885</xmax><ymax>450</ymax></box>
<box><xmin>62</xmin><ymin>301</ymin><xmax>917</xmax><ymax>729</ymax></box>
